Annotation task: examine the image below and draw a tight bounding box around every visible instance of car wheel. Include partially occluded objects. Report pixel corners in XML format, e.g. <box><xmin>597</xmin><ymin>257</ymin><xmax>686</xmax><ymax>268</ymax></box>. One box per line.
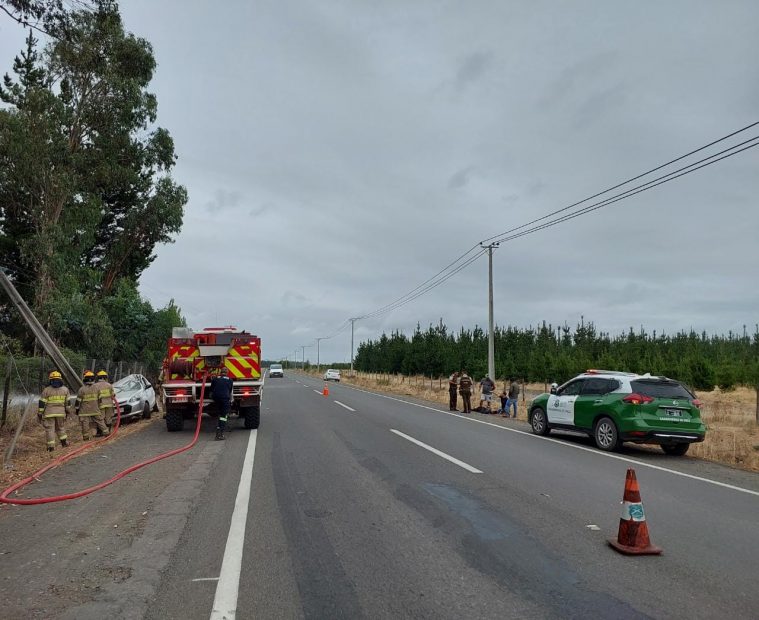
<box><xmin>661</xmin><ymin>443</ymin><xmax>690</xmax><ymax>456</ymax></box>
<box><xmin>594</xmin><ymin>417</ymin><xmax>621</xmax><ymax>451</ymax></box>
<box><xmin>530</xmin><ymin>407</ymin><xmax>550</xmax><ymax>436</ymax></box>
<box><xmin>142</xmin><ymin>402</ymin><xmax>152</xmax><ymax>420</ymax></box>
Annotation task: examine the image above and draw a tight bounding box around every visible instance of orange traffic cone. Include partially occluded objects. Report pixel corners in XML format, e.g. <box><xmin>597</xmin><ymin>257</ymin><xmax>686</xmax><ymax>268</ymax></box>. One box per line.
<box><xmin>608</xmin><ymin>468</ymin><xmax>662</xmax><ymax>555</ymax></box>
<box><xmin>323</xmin><ymin>382</ymin><xmax>329</xmax><ymax>397</ymax></box>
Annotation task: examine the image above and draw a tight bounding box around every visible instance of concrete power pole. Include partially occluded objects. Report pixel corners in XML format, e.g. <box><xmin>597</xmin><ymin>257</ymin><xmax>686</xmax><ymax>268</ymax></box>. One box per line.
<box><xmin>350</xmin><ymin>318</ymin><xmax>357</xmax><ymax>376</ymax></box>
<box><xmin>480</xmin><ymin>243</ymin><xmax>499</xmax><ymax>382</ymax></box>
<box><xmin>315</xmin><ymin>338</ymin><xmax>325</xmax><ymax>373</ymax></box>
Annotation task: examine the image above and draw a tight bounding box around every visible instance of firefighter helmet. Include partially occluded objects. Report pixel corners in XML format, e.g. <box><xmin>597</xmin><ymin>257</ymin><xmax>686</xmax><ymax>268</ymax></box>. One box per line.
<box><xmin>49</xmin><ymin>370</ymin><xmax>63</xmax><ymax>380</ymax></box>
<box><xmin>83</xmin><ymin>370</ymin><xmax>95</xmax><ymax>382</ymax></box>
<box><xmin>96</xmin><ymin>370</ymin><xmax>108</xmax><ymax>379</ymax></box>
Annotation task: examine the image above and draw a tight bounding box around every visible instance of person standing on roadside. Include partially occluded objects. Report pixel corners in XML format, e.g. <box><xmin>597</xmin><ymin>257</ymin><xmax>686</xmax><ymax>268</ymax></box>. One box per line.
<box><xmin>479</xmin><ymin>375</ymin><xmax>496</xmax><ymax>413</ymax></box>
<box><xmin>76</xmin><ymin>370</ymin><xmax>110</xmax><ymax>439</ymax></box>
<box><xmin>211</xmin><ymin>367</ymin><xmax>234</xmax><ymax>441</ymax></box>
<box><xmin>95</xmin><ymin>370</ymin><xmax>116</xmax><ymax>432</ymax></box>
<box><xmin>448</xmin><ymin>371</ymin><xmax>460</xmax><ymax>411</ymax></box>
<box><xmin>38</xmin><ymin>370</ymin><xmax>70</xmax><ymax>451</ymax></box>
<box><xmin>506</xmin><ymin>377</ymin><xmax>520</xmax><ymax>418</ymax></box>
<box><xmin>458</xmin><ymin>371</ymin><xmax>473</xmax><ymax>413</ymax></box>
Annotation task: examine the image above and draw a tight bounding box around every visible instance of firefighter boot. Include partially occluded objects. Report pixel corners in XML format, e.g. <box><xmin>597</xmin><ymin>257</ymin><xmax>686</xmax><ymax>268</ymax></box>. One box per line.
<box><xmin>47</xmin><ymin>446</ymin><xmax>54</xmax><ymax>452</ymax></box>
<box><xmin>215</xmin><ymin>429</ymin><xmax>225</xmax><ymax>441</ymax></box>
<box><xmin>60</xmin><ymin>438</ymin><xmax>68</xmax><ymax>448</ymax></box>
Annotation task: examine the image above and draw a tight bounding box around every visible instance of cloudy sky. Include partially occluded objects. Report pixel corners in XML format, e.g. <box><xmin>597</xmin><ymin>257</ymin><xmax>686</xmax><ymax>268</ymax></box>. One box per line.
<box><xmin>2</xmin><ymin>1</ymin><xmax>758</xmax><ymax>363</ymax></box>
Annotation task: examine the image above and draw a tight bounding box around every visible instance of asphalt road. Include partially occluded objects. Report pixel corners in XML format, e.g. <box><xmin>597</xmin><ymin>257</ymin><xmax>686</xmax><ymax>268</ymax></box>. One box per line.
<box><xmin>1</xmin><ymin>373</ymin><xmax>758</xmax><ymax>619</ymax></box>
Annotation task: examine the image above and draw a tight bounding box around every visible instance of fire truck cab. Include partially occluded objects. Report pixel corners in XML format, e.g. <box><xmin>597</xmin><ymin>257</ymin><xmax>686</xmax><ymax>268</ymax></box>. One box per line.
<box><xmin>160</xmin><ymin>326</ymin><xmax>263</xmax><ymax>432</ymax></box>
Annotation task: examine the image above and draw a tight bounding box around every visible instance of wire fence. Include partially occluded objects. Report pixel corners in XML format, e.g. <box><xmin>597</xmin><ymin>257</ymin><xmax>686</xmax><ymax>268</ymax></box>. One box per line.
<box><xmin>1</xmin><ymin>352</ymin><xmax>153</xmax><ymax>429</ymax></box>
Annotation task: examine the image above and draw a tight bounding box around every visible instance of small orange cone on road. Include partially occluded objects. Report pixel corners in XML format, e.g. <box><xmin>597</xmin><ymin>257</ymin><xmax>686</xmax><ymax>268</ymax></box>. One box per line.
<box><xmin>608</xmin><ymin>468</ymin><xmax>662</xmax><ymax>556</ymax></box>
<box><xmin>323</xmin><ymin>382</ymin><xmax>329</xmax><ymax>397</ymax></box>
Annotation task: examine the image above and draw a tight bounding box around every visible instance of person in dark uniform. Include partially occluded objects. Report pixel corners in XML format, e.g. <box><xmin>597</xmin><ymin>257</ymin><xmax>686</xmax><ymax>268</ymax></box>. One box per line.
<box><xmin>448</xmin><ymin>371</ymin><xmax>460</xmax><ymax>411</ymax></box>
<box><xmin>210</xmin><ymin>367</ymin><xmax>234</xmax><ymax>440</ymax></box>
<box><xmin>458</xmin><ymin>371</ymin><xmax>473</xmax><ymax>414</ymax></box>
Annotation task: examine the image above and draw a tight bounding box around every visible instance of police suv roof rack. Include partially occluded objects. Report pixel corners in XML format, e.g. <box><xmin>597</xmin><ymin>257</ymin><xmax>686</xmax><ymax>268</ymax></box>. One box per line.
<box><xmin>584</xmin><ymin>369</ymin><xmax>638</xmax><ymax>376</ymax></box>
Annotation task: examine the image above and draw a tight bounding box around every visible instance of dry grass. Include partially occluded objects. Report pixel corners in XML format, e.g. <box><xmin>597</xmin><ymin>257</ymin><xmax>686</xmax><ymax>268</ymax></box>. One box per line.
<box><xmin>312</xmin><ymin>371</ymin><xmax>759</xmax><ymax>472</ymax></box>
<box><xmin>0</xmin><ymin>400</ymin><xmax>160</xmax><ymax>489</ymax></box>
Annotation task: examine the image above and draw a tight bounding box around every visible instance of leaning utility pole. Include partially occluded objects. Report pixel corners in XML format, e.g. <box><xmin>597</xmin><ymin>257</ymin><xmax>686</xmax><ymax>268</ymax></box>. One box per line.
<box><xmin>480</xmin><ymin>243</ymin><xmax>499</xmax><ymax>382</ymax></box>
<box><xmin>0</xmin><ymin>268</ymin><xmax>82</xmax><ymax>389</ymax></box>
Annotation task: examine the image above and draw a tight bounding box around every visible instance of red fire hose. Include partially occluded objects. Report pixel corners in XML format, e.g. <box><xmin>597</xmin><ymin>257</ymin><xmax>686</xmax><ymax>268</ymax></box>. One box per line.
<box><xmin>0</xmin><ymin>375</ymin><xmax>208</xmax><ymax>505</ymax></box>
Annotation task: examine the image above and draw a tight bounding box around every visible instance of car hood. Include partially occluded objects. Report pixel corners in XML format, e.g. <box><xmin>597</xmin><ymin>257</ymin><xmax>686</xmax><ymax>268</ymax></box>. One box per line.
<box><xmin>115</xmin><ymin>389</ymin><xmax>142</xmax><ymax>402</ymax></box>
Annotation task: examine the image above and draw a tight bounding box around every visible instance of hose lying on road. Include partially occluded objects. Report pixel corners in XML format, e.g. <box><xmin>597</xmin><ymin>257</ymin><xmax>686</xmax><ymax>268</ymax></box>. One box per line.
<box><xmin>0</xmin><ymin>375</ymin><xmax>208</xmax><ymax>506</ymax></box>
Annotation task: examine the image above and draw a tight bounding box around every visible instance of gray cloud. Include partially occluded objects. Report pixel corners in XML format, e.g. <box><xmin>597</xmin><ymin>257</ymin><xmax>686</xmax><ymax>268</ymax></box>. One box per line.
<box><xmin>448</xmin><ymin>166</ymin><xmax>475</xmax><ymax>189</ymax></box>
<box><xmin>205</xmin><ymin>189</ymin><xmax>242</xmax><ymax>213</ymax></box>
<box><xmin>3</xmin><ymin>1</ymin><xmax>756</xmax><ymax>363</ymax></box>
<box><xmin>454</xmin><ymin>51</ymin><xmax>493</xmax><ymax>92</ymax></box>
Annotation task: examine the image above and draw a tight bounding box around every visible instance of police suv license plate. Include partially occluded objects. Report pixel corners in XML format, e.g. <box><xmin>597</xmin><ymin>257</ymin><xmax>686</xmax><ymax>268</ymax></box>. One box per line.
<box><xmin>665</xmin><ymin>408</ymin><xmax>682</xmax><ymax>417</ymax></box>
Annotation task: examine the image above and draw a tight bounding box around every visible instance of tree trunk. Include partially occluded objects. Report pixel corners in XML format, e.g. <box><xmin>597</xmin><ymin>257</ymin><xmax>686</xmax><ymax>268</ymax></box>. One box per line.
<box><xmin>755</xmin><ymin>386</ymin><xmax>759</xmax><ymax>426</ymax></box>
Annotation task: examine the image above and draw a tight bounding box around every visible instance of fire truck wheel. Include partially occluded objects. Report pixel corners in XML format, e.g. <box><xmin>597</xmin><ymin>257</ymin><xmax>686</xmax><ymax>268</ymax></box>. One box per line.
<box><xmin>165</xmin><ymin>408</ymin><xmax>184</xmax><ymax>432</ymax></box>
<box><xmin>243</xmin><ymin>405</ymin><xmax>260</xmax><ymax>429</ymax></box>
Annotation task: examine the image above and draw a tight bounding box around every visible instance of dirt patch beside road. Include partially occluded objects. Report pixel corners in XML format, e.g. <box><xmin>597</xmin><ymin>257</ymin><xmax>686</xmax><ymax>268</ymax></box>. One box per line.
<box><xmin>1</xmin><ymin>406</ymin><xmax>160</xmax><ymax>490</ymax></box>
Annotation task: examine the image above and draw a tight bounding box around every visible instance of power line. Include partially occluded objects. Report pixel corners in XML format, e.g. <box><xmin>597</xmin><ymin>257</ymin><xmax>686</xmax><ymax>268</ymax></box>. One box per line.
<box><xmin>335</xmin><ymin>120</ymin><xmax>759</xmax><ymax>335</ymax></box>
<box><xmin>490</xmin><ymin>136</ymin><xmax>759</xmax><ymax>245</ymax></box>
<box><xmin>480</xmin><ymin>120</ymin><xmax>759</xmax><ymax>246</ymax></box>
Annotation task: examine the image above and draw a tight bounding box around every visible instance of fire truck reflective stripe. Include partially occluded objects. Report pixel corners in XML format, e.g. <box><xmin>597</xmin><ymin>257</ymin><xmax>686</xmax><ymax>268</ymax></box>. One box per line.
<box><xmin>229</xmin><ymin>346</ymin><xmax>259</xmax><ymax>361</ymax></box>
<box><xmin>228</xmin><ymin>354</ymin><xmax>261</xmax><ymax>378</ymax></box>
<box><xmin>225</xmin><ymin>357</ymin><xmax>251</xmax><ymax>378</ymax></box>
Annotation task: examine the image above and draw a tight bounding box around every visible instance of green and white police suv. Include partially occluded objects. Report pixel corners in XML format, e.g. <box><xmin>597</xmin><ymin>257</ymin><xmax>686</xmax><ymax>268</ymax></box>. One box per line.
<box><xmin>529</xmin><ymin>370</ymin><xmax>706</xmax><ymax>455</ymax></box>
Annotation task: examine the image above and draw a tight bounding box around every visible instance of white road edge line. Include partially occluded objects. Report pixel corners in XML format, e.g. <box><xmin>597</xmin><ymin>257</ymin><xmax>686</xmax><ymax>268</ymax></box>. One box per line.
<box><xmin>334</xmin><ymin>400</ymin><xmax>356</xmax><ymax>412</ymax></box>
<box><xmin>193</xmin><ymin>577</ymin><xmax>220</xmax><ymax>582</ymax></box>
<box><xmin>209</xmin><ymin>429</ymin><xmax>259</xmax><ymax>620</ymax></box>
<box><xmin>346</xmin><ymin>385</ymin><xmax>759</xmax><ymax>498</ymax></box>
<box><xmin>313</xmin><ymin>389</ymin><xmax>322</xmax><ymax>395</ymax></box>
<box><xmin>390</xmin><ymin>428</ymin><xmax>483</xmax><ymax>474</ymax></box>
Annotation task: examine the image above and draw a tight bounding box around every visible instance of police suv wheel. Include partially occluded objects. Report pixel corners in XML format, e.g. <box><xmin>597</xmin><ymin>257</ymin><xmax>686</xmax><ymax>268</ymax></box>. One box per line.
<box><xmin>530</xmin><ymin>407</ymin><xmax>550</xmax><ymax>436</ymax></box>
<box><xmin>594</xmin><ymin>417</ymin><xmax>620</xmax><ymax>451</ymax></box>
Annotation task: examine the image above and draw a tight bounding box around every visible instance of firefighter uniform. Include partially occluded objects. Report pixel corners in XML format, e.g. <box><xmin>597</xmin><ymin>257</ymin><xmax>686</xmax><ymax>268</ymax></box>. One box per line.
<box><xmin>76</xmin><ymin>373</ymin><xmax>109</xmax><ymax>440</ymax></box>
<box><xmin>38</xmin><ymin>372</ymin><xmax>70</xmax><ymax>450</ymax></box>
<box><xmin>95</xmin><ymin>372</ymin><xmax>116</xmax><ymax>429</ymax></box>
<box><xmin>211</xmin><ymin>369</ymin><xmax>234</xmax><ymax>440</ymax></box>
<box><xmin>448</xmin><ymin>372</ymin><xmax>460</xmax><ymax>411</ymax></box>
<box><xmin>458</xmin><ymin>372</ymin><xmax>473</xmax><ymax>414</ymax></box>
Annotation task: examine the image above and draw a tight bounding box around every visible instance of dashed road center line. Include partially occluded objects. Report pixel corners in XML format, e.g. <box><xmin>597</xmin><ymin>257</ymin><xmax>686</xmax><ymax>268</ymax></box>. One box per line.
<box><xmin>209</xmin><ymin>429</ymin><xmax>259</xmax><ymax>619</ymax></box>
<box><xmin>334</xmin><ymin>400</ymin><xmax>356</xmax><ymax>412</ymax></box>
<box><xmin>313</xmin><ymin>389</ymin><xmax>322</xmax><ymax>395</ymax></box>
<box><xmin>390</xmin><ymin>429</ymin><xmax>483</xmax><ymax>474</ymax></box>
<box><xmin>345</xmin><ymin>385</ymin><xmax>759</xmax><ymax>498</ymax></box>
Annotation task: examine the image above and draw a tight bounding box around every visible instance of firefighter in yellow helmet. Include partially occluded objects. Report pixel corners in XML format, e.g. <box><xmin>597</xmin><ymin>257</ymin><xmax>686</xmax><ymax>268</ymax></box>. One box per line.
<box><xmin>94</xmin><ymin>370</ymin><xmax>116</xmax><ymax>431</ymax></box>
<box><xmin>38</xmin><ymin>370</ymin><xmax>70</xmax><ymax>451</ymax></box>
<box><xmin>76</xmin><ymin>370</ymin><xmax>109</xmax><ymax>440</ymax></box>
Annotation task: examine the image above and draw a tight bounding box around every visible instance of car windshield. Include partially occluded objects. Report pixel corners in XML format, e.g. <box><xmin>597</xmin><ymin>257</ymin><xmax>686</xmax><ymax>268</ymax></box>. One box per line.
<box><xmin>114</xmin><ymin>378</ymin><xmax>142</xmax><ymax>392</ymax></box>
<box><xmin>631</xmin><ymin>379</ymin><xmax>693</xmax><ymax>399</ymax></box>
<box><xmin>271</xmin><ymin>364</ymin><xmax>282</xmax><ymax>370</ymax></box>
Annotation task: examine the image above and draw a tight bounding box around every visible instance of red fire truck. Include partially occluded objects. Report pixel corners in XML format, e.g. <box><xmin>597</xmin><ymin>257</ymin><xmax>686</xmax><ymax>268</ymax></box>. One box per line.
<box><xmin>160</xmin><ymin>326</ymin><xmax>263</xmax><ymax>432</ymax></box>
